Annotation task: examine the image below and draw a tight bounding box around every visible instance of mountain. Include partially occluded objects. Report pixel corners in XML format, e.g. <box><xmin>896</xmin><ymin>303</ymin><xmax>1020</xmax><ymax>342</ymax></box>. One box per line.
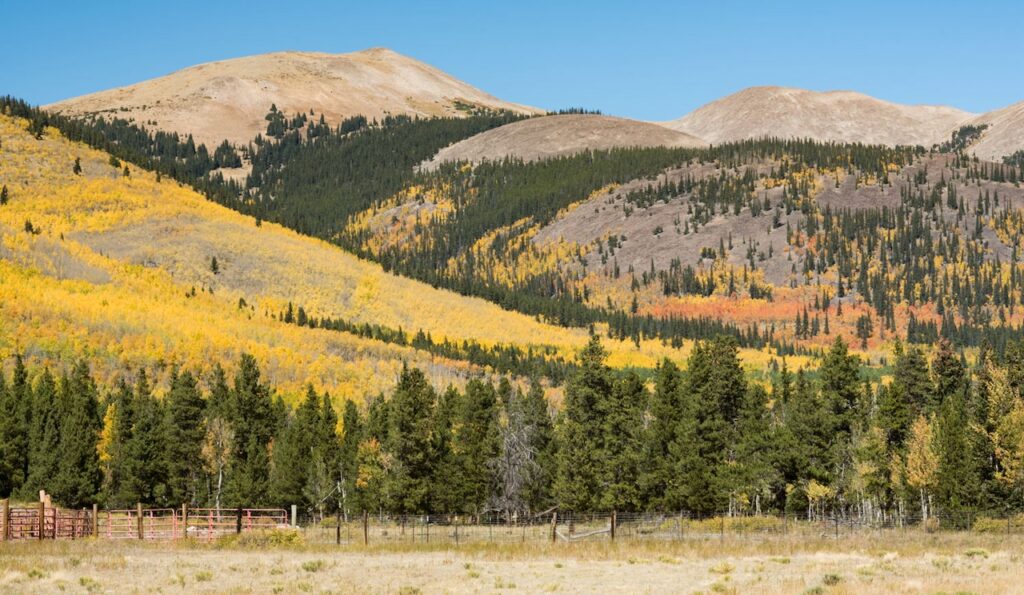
<box><xmin>421</xmin><ymin>114</ymin><xmax>705</xmax><ymax>170</ymax></box>
<box><xmin>964</xmin><ymin>100</ymin><xmax>1024</xmax><ymax>162</ymax></box>
<box><xmin>0</xmin><ymin>112</ymin><xmax>638</xmax><ymax>399</ymax></box>
<box><xmin>666</xmin><ymin>86</ymin><xmax>973</xmax><ymax>147</ymax></box>
<box><xmin>45</xmin><ymin>48</ymin><xmax>542</xmax><ymax>146</ymax></box>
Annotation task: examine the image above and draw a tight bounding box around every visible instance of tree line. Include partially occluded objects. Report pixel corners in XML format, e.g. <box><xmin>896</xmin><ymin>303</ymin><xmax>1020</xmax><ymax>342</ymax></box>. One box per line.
<box><xmin>4</xmin><ymin>335</ymin><xmax>1024</xmax><ymax>526</ymax></box>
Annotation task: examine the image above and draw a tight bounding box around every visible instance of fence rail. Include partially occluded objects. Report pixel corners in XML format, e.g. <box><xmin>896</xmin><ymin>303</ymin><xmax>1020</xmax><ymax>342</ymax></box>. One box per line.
<box><xmin>0</xmin><ymin>500</ymin><xmax>288</xmax><ymax>542</ymax></box>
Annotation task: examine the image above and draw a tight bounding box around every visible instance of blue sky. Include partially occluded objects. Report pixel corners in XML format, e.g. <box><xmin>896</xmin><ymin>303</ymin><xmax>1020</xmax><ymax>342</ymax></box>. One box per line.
<box><xmin>2</xmin><ymin>0</ymin><xmax>1021</xmax><ymax>120</ymax></box>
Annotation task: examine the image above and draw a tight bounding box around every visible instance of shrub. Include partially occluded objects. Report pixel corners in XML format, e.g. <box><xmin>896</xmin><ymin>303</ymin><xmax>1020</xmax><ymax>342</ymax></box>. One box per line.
<box><xmin>972</xmin><ymin>514</ymin><xmax>1024</xmax><ymax>533</ymax></box>
<box><xmin>216</xmin><ymin>528</ymin><xmax>304</xmax><ymax>548</ymax></box>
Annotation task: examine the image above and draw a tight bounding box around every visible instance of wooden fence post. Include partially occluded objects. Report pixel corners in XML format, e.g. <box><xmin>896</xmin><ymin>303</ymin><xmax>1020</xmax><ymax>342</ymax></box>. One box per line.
<box><xmin>38</xmin><ymin>501</ymin><xmax>45</xmax><ymax>540</ymax></box>
<box><xmin>92</xmin><ymin>504</ymin><xmax>98</xmax><ymax>539</ymax></box>
<box><xmin>137</xmin><ymin>503</ymin><xmax>144</xmax><ymax>540</ymax></box>
<box><xmin>550</xmin><ymin>512</ymin><xmax>558</xmax><ymax>543</ymax></box>
<box><xmin>236</xmin><ymin>507</ymin><xmax>243</xmax><ymax>534</ymax></box>
<box><xmin>610</xmin><ymin>510</ymin><xmax>616</xmax><ymax>541</ymax></box>
<box><xmin>336</xmin><ymin>510</ymin><xmax>341</xmax><ymax>545</ymax></box>
<box><xmin>291</xmin><ymin>505</ymin><xmax>297</xmax><ymax>528</ymax></box>
<box><xmin>362</xmin><ymin>510</ymin><xmax>369</xmax><ymax>546</ymax></box>
<box><xmin>181</xmin><ymin>504</ymin><xmax>189</xmax><ymax>539</ymax></box>
<box><xmin>1</xmin><ymin>499</ymin><xmax>8</xmax><ymax>542</ymax></box>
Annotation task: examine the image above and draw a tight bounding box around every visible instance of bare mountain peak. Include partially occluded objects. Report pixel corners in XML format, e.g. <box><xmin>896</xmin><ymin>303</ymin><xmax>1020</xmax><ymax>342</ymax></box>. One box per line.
<box><xmin>667</xmin><ymin>86</ymin><xmax>975</xmax><ymax>147</ymax></box>
<box><xmin>46</xmin><ymin>48</ymin><xmax>541</xmax><ymax>146</ymax></box>
<box><xmin>422</xmin><ymin>113</ymin><xmax>706</xmax><ymax>170</ymax></box>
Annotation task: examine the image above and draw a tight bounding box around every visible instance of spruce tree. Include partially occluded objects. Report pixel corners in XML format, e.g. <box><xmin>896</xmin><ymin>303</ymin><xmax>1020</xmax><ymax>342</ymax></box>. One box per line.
<box><xmin>164</xmin><ymin>369</ymin><xmax>207</xmax><ymax>505</ymax></box>
<box><xmin>338</xmin><ymin>400</ymin><xmax>363</xmax><ymax>516</ymax></box>
<box><xmin>225</xmin><ymin>353</ymin><xmax>276</xmax><ymax>506</ymax></box>
<box><xmin>778</xmin><ymin>369</ymin><xmax>832</xmax><ymax>512</ymax></box>
<box><xmin>733</xmin><ymin>384</ymin><xmax>776</xmax><ymax>514</ymax></box>
<box><xmin>0</xmin><ymin>359</ymin><xmax>31</xmax><ymax>497</ymax></box>
<box><xmin>384</xmin><ymin>364</ymin><xmax>437</xmax><ymax>513</ymax></box>
<box><xmin>641</xmin><ymin>359</ymin><xmax>683</xmax><ymax>507</ymax></box>
<box><xmin>932</xmin><ymin>340</ymin><xmax>980</xmax><ymax>523</ymax></box>
<box><xmin>0</xmin><ymin>370</ymin><xmax>18</xmax><ymax>495</ymax></box>
<box><xmin>598</xmin><ymin>371</ymin><xmax>645</xmax><ymax>511</ymax></box>
<box><xmin>879</xmin><ymin>342</ymin><xmax>931</xmax><ymax>449</ymax></box>
<box><xmin>555</xmin><ymin>335</ymin><xmax>610</xmax><ymax>512</ymax></box>
<box><xmin>102</xmin><ymin>379</ymin><xmax>135</xmax><ymax>506</ymax></box>
<box><xmin>521</xmin><ymin>378</ymin><xmax>555</xmax><ymax>512</ymax></box>
<box><xmin>53</xmin><ymin>362</ymin><xmax>101</xmax><ymax>507</ymax></box>
<box><xmin>23</xmin><ymin>369</ymin><xmax>60</xmax><ymax>499</ymax></box>
<box><xmin>429</xmin><ymin>385</ymin><xmax>459</xmax><ymax>512</ymax></box>
<box><xmin>269</xmin><ymin>385</ymin><xmax>321</xmax><ymax>509</ymax></box>
<box><xmin>0</xmin><ymin>184</ymin><xmax>8</xmax><ymax>205</ymax></box>
<box><xmin>451</xmin><ymin>378</ymin><xmax>501</xmax><ymax>515</ymax></box>
<box><xmin>673</xmin><ymin>336</ymin><xmax>748</xmax><ymax>514</ymax></box>
<box><xmin>121</xmin><ymin>371</ymin><xmax>167</xmax><ymax>505</ymax></box>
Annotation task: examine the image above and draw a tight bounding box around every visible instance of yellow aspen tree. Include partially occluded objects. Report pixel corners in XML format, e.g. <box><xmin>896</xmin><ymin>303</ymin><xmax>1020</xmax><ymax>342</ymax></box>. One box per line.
<box><xmin>905</xmin><ymin>415</ymin><xmax>938</xmax><ymax>521</ymax></box>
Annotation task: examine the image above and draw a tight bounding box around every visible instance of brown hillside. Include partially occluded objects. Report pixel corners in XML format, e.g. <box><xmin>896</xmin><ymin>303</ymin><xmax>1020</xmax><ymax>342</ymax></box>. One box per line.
<box><xmin>421</xmin><ymin>114</ymin><xmax>705</xmax><ymax>170</ymax></box>
<box><xmin>965</xmin><ymin>101</ymin><xmax>1024</xmax><ymax>161</ymax></box>
<box><xmin>45</xmin><ymin>48</ymin><xmax>542</xmax><ymax>146</ymax></box>
<box><xmin>666</xmin><ymin>86</ymin><xmax>973</xmax><ymax>147</ymax></box>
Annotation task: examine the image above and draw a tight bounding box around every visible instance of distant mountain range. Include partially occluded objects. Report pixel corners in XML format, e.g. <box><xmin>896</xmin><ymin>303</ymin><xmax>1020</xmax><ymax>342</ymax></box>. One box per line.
<box><xmin>45</xmin><ymin>48</ymin><xmax>1024</xmax><ymax>161</ymax></box>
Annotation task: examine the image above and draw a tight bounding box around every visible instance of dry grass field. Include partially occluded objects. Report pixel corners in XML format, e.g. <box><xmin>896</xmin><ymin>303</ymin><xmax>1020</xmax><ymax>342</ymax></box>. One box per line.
<box><xmin>2</xmin><ymin>530</ymin><xmax>1023</xmax><ymax>593</ymax></box>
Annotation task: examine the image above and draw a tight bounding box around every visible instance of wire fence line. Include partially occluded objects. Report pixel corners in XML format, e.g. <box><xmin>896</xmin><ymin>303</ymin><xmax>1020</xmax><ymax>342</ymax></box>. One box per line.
<box><xmin>4</xmin><ymin>499</ymin><xmax>1024</xmax><ymax>544</ymax></box>
<box><xmin>297</xmin><ymin>509</ymin><xmax>1024</xmax><ymax>545</ymax></box>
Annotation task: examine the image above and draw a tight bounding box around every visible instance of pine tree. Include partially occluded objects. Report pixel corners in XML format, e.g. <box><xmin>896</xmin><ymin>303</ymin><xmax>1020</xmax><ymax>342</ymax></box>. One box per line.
<box><xmin>102</xmin><ymin>379</ymin><xmax>135</xmax><ymax>506</ymax></box>
<box><xmin>778</xmin><ymin>369</ymin><xmax>832</xmax><ymax>512</ymax></box>
<box><xmin>641</xmin><ymin>359</ymin><xmax>683</xmax><ymax>507</ymax></box>
<box><xmin>879</xmin><ymin>342</ymin><xmax>931</xmax><ymax>449</ymax></box>
<box><xmin>338</xmin><ymin>400</ymin><xmax>363</xmax><ymax>517</ymax></box>
<box><xmin>555</xmin><ymin>335</ymin><xmax>610</xmax><ymax>512</ymax></box>
<box><xmin>269</xmin><ymin>385</ymin><xmax>321</xmax><ymax>509</ymax></box>
<box><xmin>0</xmin><ymin>184</ymin><xmax>8</xmax><ymax>205</ymax></box>
<box><xmin>23</xmin><ymin>369</ymin><xmax>60</xmax><ymax>499</ymax></box>
<box><xmin>164</xmin><ymin>369</ymin><xmax>207</xmax><ymax>506</ymax></box>
<box><xmin>0</xmin><ymin>359</ymin><xmax>31</xmax><ymax>497</ymax></box>
<box><xmin>311</xmin><ymin>393</ymin><xmax>341</xmax><ymax>514</ymax></box>
<box><xmin>733</xmin><ymin>384</ymin><xmax>776</xmax><ymax>514</ymax></box>
<box><xmin>520</xmin><ymin>379</ymin><xmax>555</xmax><ymax>512</ymax></box>
<box><xmin>934</xmin><ymin>388</ymin><xmax>975</xmax><ymax>524</ymax></box>
<box><xmin>384</xmin><ymin>364</ymin><xmax>437</xmax><ymax>513</ymax></box>
<box><xmin>120</xmin><ymin>371</ymin><xmax>167</xmax><ymax>505</ymax></box>
<box><xmin>598</xmin><ymin>371</ymin><xmax>645</xmax><ymax>511</ymax></box>
<box><xmin>52</xmin><ymin>362</ymin><xmax>102</xmax><ymax>507</ymax></box>
<box><xmin>72</xmin><ymin>157</ymin><xmax>82</xmax><ymax>175</ymax></box>
<box><xmin>428</xmin><ymin>386</ymin><xmax>459</xmax><ymax>512</ymax></box>
<box><xmin>225</xmin><ymin>354</ymin><xmax>276</xmax><ymax>506</ymax></box>
<box><xmin>449</xmin><ymin>378</ymin><xmax>500</xmax><ymax>514</ymax></box>
<box><xmin>683</xmin><ymin>336</ymin><xmax>749</xmax><ymax>513</ymax></box>
<box><xmin>0</xmin><ymin>370</ymin><xmax>19</xmax><ymax>495</ymax></box>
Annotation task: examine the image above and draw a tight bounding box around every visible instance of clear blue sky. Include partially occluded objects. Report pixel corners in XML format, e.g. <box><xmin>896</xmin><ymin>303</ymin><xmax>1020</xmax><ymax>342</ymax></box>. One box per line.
<box><xmin>2</xmin><ymin>0</ymin><xmax>1021</xmax><ymax>120</ymax></box>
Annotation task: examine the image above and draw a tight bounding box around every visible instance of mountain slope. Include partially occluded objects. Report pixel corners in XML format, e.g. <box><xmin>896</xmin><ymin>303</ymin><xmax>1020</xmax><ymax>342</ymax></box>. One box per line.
<box><xmin>421</xmin><ymin>114</ymin><xmax>705</xmax><ymax>170</ymax></box>
<box><xmin>45</xmin><ymin>48</ymin><xmax>542</xmax><ymax>146</ymax></box>
<box><xmin>666</xmin><ymin>86</ymin><xmax>973</xmax><ymax>147</ymax></box>
<box><xmin>965</xmin><ymin>100</ymin><xmax>1024</xmax><ymax>161</ymax></box>
<box><xmin>0</xmin><ymin>114</ymin><xmax>636</xmax><ymax>399</ymax></box>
